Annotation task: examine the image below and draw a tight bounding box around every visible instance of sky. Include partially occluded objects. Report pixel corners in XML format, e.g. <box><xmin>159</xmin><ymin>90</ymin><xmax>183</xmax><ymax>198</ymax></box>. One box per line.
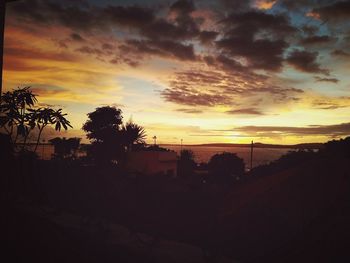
<box><xmin>3</xmin><ymin>0</ymin><xmax>350</xmax><ymax>144</ymax></box>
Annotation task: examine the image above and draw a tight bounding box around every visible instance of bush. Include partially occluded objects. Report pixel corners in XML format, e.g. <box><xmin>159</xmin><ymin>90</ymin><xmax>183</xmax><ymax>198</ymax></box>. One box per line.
<box><xmin>208</xmin><ymin>152</ymin><xmax>245</xmax><ymax>183</ymax></box>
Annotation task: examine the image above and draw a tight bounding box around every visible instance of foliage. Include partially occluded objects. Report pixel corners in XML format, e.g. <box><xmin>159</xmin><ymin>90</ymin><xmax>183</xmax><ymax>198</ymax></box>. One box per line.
<box><xmin>178</xmin><ymin>149</ymin><xmax>197</xmax><ymax>177</ymax></box>
<box><xmin>82</xmin><ymin>106</ymin><xmax>123</xmax><ymax>143</ymax></box>
<box><xmin>208</xmin><ymin>152</ymin><xmax>245</xmax><ymax>182</ymax></box>
<box><xmin>30</xmin><ymin>107</ymin><xmax>72</xmax><ymax>152</ymax></box>
<box><xmin>0</xmin><ymin>86</ymin><xmax>37</xmax><ymax>143</ymax></box>
<box><xmin>122</xmin><ymin>121</ymin><xmax>146</xmax><ymax>151</ymax></box>
<box><xmin>251</xmin><ymin>149</ymin><xmax>317</xmax><ymax>177</ymax></box>
<box><xmin>82</xmin><ymin>106</ymin><xmax>147</xmax><ymax>165</ymax></box>
<box><xmin>323</xmin><ymin>137</ymin><xmax>350</xmax><ymax>158</ymax></box>
<box><xmin>143</xmin><ymin>145</ymin><xmax>171</xmax><ymax>152</ymax></box>
<box><xmin>0</xmin><ymin>87</ymin><xmax>72</xmax><ymax>152</ymax></box>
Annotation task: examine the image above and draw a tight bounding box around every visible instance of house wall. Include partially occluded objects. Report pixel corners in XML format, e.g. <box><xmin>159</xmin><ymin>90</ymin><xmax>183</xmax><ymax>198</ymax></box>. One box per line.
<box><xmin>127</xmin><ymin>151</ymin><xmax>177</xmax><ymax>177</ymax></box>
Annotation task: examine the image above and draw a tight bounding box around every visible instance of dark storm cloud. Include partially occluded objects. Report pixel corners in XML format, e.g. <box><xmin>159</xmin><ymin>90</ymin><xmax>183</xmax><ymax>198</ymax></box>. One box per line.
<box><xmin>120</xmin><ymin>39</ymin><xmax>196</xmax><ymax>61</ymax></box>
<box><xmin>101</xmin><ymin>43</ymin><xmax>115</xmax><ymax>50</ymax></box>
<box><xmin>9</xmin><ymin>0</ymin><xmax>156</xmax><ymax>31</ymax></box>
<box><xmin>170</xmin><ymin>0</ymin><xmax>195</xmax><ymax>15</ymax></box>
<box><xmin>75</xmin><ymin>46</ymin><xmax>105</xmax><ymax>56</ymax></box>
<box><xmin>279</xmin><ymin>0</ymin><xmax>336</xmax><ymax>11</ymax></box>
<box><xmin>332</xmin><ymin>49</ymin><xmax>350</xmax><ymax>57</ymax></box>
<box><xmin>286</xmin><ymin>50</ymin><xmax>329</xmax><ymax>74</ymax></box>
<box><xmin>219</xmin><ymin>0</ymin><xmax>252</xmax><ymax>11</ymax></box>
<box><xmin>70</xmin><ymin>33</ymin><xmax>86</xmax><ymax>42</ymax></box>
<box><xmin>9</xmin><ymin>0</ymin><xmax>105</xmax><ymax>31</ymax></box>
<box><xmin>300</xmin><ymin>35</ymin><xmax>335</xmax><ymax>45</ymax></box>
<box><xmin>216</xmin><ymin>11</ymin><xmax>296</xmax><ymax>71</ymax></box>
<box><xmin>8</xmin><ymin>0</ymin><xmax>205</xmax><ymax>63</ymax></box>
<box><xmin>314</xmin><ymin>76</ymin><xmax>339</xmax><ymax>83</ymax></box>
<box><xmin>233</xmin><ymin>122</ymin><xmax>350</xmax><ymax>136</ymax></box>
<box><xmin>226</xmin><ymin>108</ymin><xmax>265</xmax><ymax>115</ymax></box>
<box><xmin>301</xmin><ymin>25</ymin><xmax>319</xmax><ymax>35</ymax></box>
<box><xmin>101</xmin><ymin>5</ymin><xmax>155</xmax><ymax>28</ymax></box>
<box><xmin>141</xmin><ymin>18</ymin><xmax>200</xmax><ymax>40</ymax></box>
<box><xmin>7</xmin><ymin>0</ymin><xmax>342</xmax><ymax>75</ymax></box>
<box><xmin>312</xmin><ymin>1</ymin><xmax>350</xmax><ymax>22</ymax></box>
<box><xmin>198</xmin><ymin>30</ymin><xmax>219</xmax><ymax>45</ymax></box>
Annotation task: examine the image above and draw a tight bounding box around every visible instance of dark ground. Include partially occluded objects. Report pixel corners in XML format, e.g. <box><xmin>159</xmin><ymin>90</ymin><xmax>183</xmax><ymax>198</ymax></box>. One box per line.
<box><xmin>2</xmin><ymin>152</ymin><xmax>350</xmax><ymax>262</ymax></box>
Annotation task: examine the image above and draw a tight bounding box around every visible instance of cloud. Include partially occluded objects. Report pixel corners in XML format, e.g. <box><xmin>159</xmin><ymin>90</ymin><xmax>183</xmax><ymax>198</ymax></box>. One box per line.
<box><xmin>278</xmin><ymin>0</ymin><xmax>330</xmax><ymax>12</ymax></box>
<box><xmin>75</xmin><ymin>46</ymin><xmax>105</xmax><ymax>56</ymax></box>
<box><xmin>312</xmin><ymin>1</ymin><xmax>350</xmax><ymax>23</ymax></box>
<box><xmin>198</xmin><ymin>30</ymin><xmax>219</xmax><ymax>45</ymax></box>
<box><xmin>102</xmin><ymin>5</ymin><xmax>155</xmax><ymax>28</ymax></box>
<box><xmin>226</xmin><ymin>108</ymin><xmax>265</xmax><ymax>115</ymax></box>
<box><xmin>70</xmin><ymin>32</ymin><xmax>86</xmax><ymax>42</ymax></box>
<box><xmin>170</xmin><ymin>0</ymin><xmax>195</xmax><ymax>15</ymax></box>
<box><xmin>140</xmin><ymin>18</ymin><xmax>200</xmax><ymax>41</ymax></box>
<box><xmin>301</xmin><ymin>25</ymin><xmax>319</xmax><ymax>35</ymax></box>
<box><xmin>4</xmin><ymin>46</ymin><xmax>78</xmax><ymax>62</ymax></box>
<box><xmin>31</xmin><ymin>84</ymin><xmax>68</xmax><ymax>96</ymax></box>
<box><xmin>216</xmin><ymin>10</ymin><xmax>295</xmax><ymax>71</ymax></box>
<box><xmin>299</xmin><ymin>35</ymin><xmax>335</xmax><ymax>46</ymax></box>
<box><xmin>176</xmin><ymin>108</ymin><xmax>203</xmax><ymax>114</ymax></box>
<box><xmin>233</xmin><ymin>122</ymin><xmax>350</xmax><ymax>137</ymax></box>
<box><xmin>286</xmin><ymin>50</ymin><xmax>329</xmax><ymax>75</ymax></box>
<box><xmin>332</xmin><ymin>49</ymin><xmax>350</xmax><ymax>57</ymax></box>
<box><xmin>312</xmin><ymin>97</ymin><xmax>350</xmax><ymax>109</ymax></box>
<box><xmin>253</xmin><ymin>0</ymin><xmax>277</xmax><ymax>10</ymax></box>
<box><xmin>161</xmin><ymin>68</ymin><xmax>303</xmax><ymax>109</ymax></box>
<box><xmin>120</xmin><ymin>39</ymin><xmax>196</xmax><ymax>61</ymax></box>
<box><xmin>314</xmin><ymin>76</ymin><xmax>339</xmax><ymax>83</ymax></box>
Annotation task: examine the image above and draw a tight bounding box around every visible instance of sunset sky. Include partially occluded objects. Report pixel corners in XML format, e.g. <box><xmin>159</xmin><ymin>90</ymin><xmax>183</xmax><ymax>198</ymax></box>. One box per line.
<box><xmin>3</xmin><ymin>0</ymin><xmax>350</xmax><ymax>144</ymax></box>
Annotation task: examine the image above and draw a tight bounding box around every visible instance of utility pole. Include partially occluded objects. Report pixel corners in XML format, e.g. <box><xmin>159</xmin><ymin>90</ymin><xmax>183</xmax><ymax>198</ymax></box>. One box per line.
<box><xmin>250</xmin><ymin>140</ymin><xmax>254</xmax><ymax>172</ymax></box>
<box><xmin>1</xmin><ymin>0</ymin><xmax>19</xmax><ymax>97</ymax></box>
<box><xmin>153</xmin><ymin>135</ymin><xmax>157</xmax><ymax>146</ymax></box>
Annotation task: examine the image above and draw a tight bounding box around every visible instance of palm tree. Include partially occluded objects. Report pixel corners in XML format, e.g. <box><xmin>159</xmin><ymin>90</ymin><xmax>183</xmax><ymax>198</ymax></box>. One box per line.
<box><xmin>122</xmin><ymin>121</ymin><xmax>146</xmax><ymax>151</ymax></box>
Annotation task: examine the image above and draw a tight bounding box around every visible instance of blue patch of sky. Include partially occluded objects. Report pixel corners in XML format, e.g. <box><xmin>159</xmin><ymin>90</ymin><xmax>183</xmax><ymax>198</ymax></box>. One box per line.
<box><xmin>117</xmin><ymin>76</ymin><xmax>165</xmax><ymax>98</ymax></box>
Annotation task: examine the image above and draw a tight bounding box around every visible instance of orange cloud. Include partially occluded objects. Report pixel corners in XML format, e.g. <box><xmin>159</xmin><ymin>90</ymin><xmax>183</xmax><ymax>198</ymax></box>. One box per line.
<box><xmin>306</xmin><ymin>11</ymin><xmax>321</xmax><ymax>20</ymax></box>
<box><xmin>253</xmin><ymin>0</ymin><xmax>277</xmax><ymax>10</ymax></box>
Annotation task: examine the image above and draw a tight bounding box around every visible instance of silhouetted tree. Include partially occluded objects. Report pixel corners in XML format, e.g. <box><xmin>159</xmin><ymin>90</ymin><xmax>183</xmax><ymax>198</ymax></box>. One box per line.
<box><xmin>122</xmin><ymin>121</ymin><xmax>146</xmax><ymax>151</ymax></box>
<box><xmin>178</xmin><ymin>149</ymin><xmax>196</xmax><ymax>177</ymax></box>
<box><xmin>30</xmin><ymin>108</ymin><xmax>72</xmax><ymax>152</ymax></box>
<box><xmin>1</xmin><ymin>87</ymin><xmax>72</xmax><ymax>152</ymax></box>
<box><xmin>144</xmin><ymin>145</ymin><xmax>170</xmax><ymax>152</ymax></box>
<box><xmin>82</xmin><ymin>106</ymin><xmax>124</xmax><ymax>164</ymax></box>
<box><xmin>251</xmin><ymin>149</ymin><xmax>316</xmax><ymax>177</ymax></box>
<box><xmin>0</xmin><ymin>86</ymin><xmax>37</xmax><ymax>144</ymax></box>
<box><xmin>323</xmin><ymin>137</ymin><xmax>350</xmax><ymax>158</ymax></box>
<box><xmin>208</xmin><ymin>152</ymin><xmax>245</xmax><ymax>183</ymax></box>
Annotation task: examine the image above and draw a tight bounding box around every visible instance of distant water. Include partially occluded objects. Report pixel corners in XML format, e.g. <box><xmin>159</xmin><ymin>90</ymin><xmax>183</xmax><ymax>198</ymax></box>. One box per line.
<box><xmin>162</xmin><ymin>145</ymin><xmax>295</xmax><ymax>168</ymax></box>
<box><xmin>30</xmin><ymin>144</ymin><xmax>294</xmax><ymax>168</ymax></box>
